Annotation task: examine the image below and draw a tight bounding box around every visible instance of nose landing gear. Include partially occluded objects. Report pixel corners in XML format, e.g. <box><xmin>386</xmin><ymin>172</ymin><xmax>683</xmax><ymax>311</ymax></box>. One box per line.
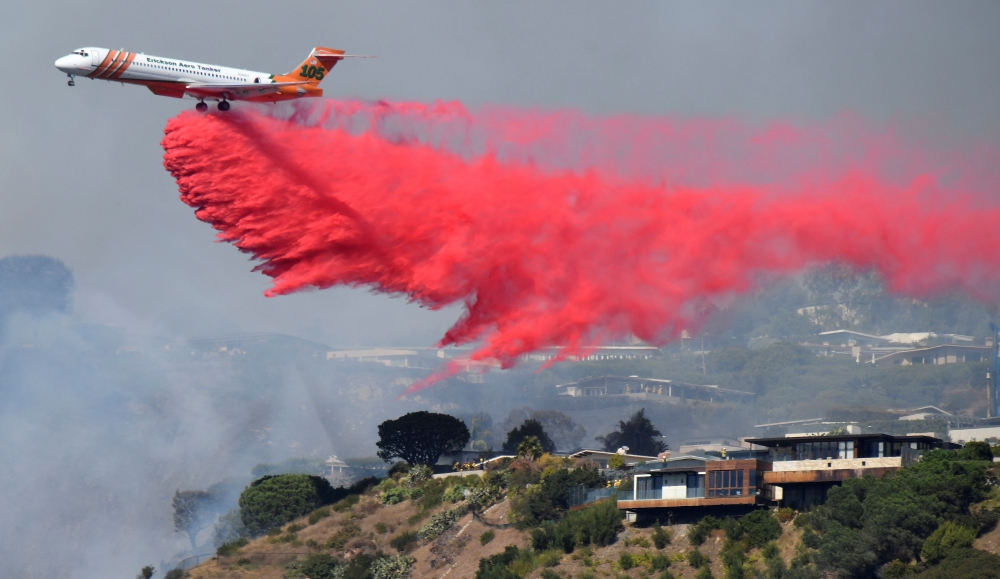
<box><xmin>218</xmin><ymin>100</ymin><xmax>231</xmax><ymax>112</ymax></box>
<box><xmin>67</xmin><ymin>73</ymin><xmax>75</xmax><ymax>87</ymax></box>
<box><xmin>196</xmin><ymin>101</ymin><xmax>208</xmax><ymax>113</ymax></box>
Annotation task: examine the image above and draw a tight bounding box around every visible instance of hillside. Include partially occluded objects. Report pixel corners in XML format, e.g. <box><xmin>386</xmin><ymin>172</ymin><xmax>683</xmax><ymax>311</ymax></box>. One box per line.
<box><xmin>182</xmin><ymin>449</ymin><xmax>1000</xmax><ymax>579</ymax></box>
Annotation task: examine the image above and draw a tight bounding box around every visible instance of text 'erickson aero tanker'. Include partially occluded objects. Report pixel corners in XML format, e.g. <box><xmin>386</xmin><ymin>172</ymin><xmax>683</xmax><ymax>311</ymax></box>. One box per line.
<box><xmin>54</xmin><ymin>47</ymin><xmax>370</xmax><ymax>111</ymax></box>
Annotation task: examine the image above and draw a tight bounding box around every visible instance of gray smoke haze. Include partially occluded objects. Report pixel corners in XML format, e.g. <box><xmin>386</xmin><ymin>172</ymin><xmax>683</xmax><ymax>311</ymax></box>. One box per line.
<box><xmin>3</xmin><ymin>2</ymin><xmax>1000</xmax><ymax>577</ymax></box>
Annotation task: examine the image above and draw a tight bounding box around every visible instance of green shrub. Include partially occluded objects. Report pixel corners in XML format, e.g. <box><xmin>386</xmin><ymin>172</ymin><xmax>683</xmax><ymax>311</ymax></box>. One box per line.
<box><xmin>540</xmin><ymin>570</ymin><xmax>561</xmax><ymax>579</ymax></box>
<box><xmin>657</xmin><ymin>572</ymin><xmax>676</xmax><ymax>579</ymax></box>
<box><xmin>443</xmin><ymin>485</ymin><xmax>468</xmax><ymax>503</ymax></box>
<box><xmin>409</xmin><ymin>464</ymin><xmax>434</xmax><ymax>484</ymax></box>
<box><xmin>539</xmin><ymin>498</ymin><xmax>623</xmax><ymax>552</ymax></box>
<box><xmin>370</xmin><ymin>554</ymin><xmax>415</xmax><ymax>579</ymax></box>
<box><xmin>286</xmin><ymin>523</ymin><xmax>304</xmax><ymax>533</ymax></box>
<box><xmin>382</xmin><ymin>486</ymin><xmax>411</xmax><ymax>505</ymax></box>
<box><xmin>390</xmin><ymin>530</ymin><xmax>419</xmax><ymax>552</ymax></box>
<box><xmin>538</xmin><ymin>549</ymin><xmax>562</xmax><ymax>567</ymax></box>
<box><xmin>619</xmin><ymin>551</ymin><xmax>634</xmax><ymax>570</ymax></box>
<box><xmin>292</xmin><ymin>553</ymin><xmax>338</xmax><ymax>579</ymax></box>
<box><xmin>333</xmin><ymin>494</ymin><xmax>361</xmax><ymax>512</ymax></box>
<box><xmin>652</xmin><ymin>521</ymin><xmax>671</xmax><ymax>549</ymax></box>
<box><xmin>695</xmin><ymin>565</ymin><xmax>714</xmax><ymax>579</ymax></box>
<box><xmin>475</xmin><ymin>545</ymin><xmax>526</xmax><ymax>579</ymax></box>
<box><xmin>216</xmin><ymin>537</ymin><xmax>249</xmax><ymax>556</ymax></box>
<box><xmin>688</xmin><ymin>516</ymin><xmax>721</xmax><ymax>546</ymax></box>
<box><xmin>418</xmin><ymin>507</ymin><xmax>465</xmax><ymax>540</ymax></box>
<box><xmin>913</xmin><ymin>548</ymin><xmax>1000</xmax><ymax>578</ymax></box>
<box><xmin>920</xmin><ymin>521</ymin><xmax>977</xmax><ymax>563</ymax></box>
<box><xmin>532</xmin><ymin>528</ymin><xmax>551</xmax><ymax>551</ymax></box>
<box><xmin>776</xmin><ymin>507</ymin><xmax>795</xmax><ymax>523</ymax></box>
<box><xmin>238</xmin><ymin>474</ymin><xmax>338</xmax><ymax>535</ymax></box>
<box><xmin>882</xmin><ymin>560</ymin><xmax>912</xmax><ymax>579</ymax></box>
<box><xmin>651</xmin><ymin>553</ymin><xmax>672</xmax><ymax>571</ymax></box>
<box><xmin>733</xmin><ymin>510</ymin><xmax>782</xmax><ymax>550</ymax></box>
<box><xmin>958</xmin><ymin>441</ymin><xmax>994</xmax><ymax>462</ymax></box>
<box><xmin>375</xmin><ymin>522</ymin><xmax>388</xmax><ymax>534</ymax></box>
<box><xmin>688</xmin><ymin>548</ymin><xmax>708</xmax><ymax>569</ymax></box>
<box><xmin>308</xmin><ymin>507</ymin><xmax>331</xmax><ymax>525</ymax></box>
<box><xmin>164</xmin><ymin>570</ymin><xmax>186</xmax><ymax>579</ymax></box>
<box><xmin>480</xmin><ymin>529</ymin><xmax>495</xmax><ymax>545</ymax></box>
<box><xmin>325</xmin><ymin>522</ymin><xmax>361</xmax><ymax>550</ymax></box>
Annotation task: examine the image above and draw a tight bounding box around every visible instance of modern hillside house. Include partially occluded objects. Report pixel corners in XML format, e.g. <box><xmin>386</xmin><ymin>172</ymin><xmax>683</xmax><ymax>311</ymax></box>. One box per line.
<box><xmin>618</xmin><ymin>433</ymin><xmax>958</xmax><ymax>522</ymax></box>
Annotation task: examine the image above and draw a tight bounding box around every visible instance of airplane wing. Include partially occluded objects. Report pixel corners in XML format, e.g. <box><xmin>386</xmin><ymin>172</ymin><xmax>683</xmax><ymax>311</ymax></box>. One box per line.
<box><xmin>184</xmin><ymin>81</ymin><xmax>309</xmax><ymax>99</ymax></box>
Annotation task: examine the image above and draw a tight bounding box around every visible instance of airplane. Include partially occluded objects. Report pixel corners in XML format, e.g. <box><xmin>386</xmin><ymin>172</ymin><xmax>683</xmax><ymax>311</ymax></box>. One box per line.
<box><xmin>54</xmin><ymin>47</ymin><xmax>366</xmax><ymax>111</ymax></box>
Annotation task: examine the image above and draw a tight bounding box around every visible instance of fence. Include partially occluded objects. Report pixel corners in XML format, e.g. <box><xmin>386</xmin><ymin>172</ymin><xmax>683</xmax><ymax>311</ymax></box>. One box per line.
<box><xmin>567</xmin><ymin>486</ymin><xmax>618</xmax><ymax>508</ymax></box>
<box><xmin>173</xmin><ymin>554</ymin><xmax>213</xmax><ymax>571</ymax></box>
<box><xmin>216</xmin><ymin>551</ymin><xmax>309</xmax><ymax>567</ymax></box>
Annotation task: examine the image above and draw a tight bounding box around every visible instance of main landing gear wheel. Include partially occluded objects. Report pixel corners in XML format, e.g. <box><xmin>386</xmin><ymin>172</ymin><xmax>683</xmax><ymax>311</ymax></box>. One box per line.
<box><xmin>195</xmin><ymin>102</ymin><xmax>208</xmax><ymax>112</ymax></box>
<box><xmin>67</xmin><ymin>80</ymin><xmax>75</xmax><ymax>87</ymax></box>
<box><xmin>67</xmin><ymin>74</ymin><xmax>75</xmax><ymax>87</ymax></box>
<box><xmin>218</xmin><ymin>101</ymin><xmax>231</xmax><ymax>112</ymax></box>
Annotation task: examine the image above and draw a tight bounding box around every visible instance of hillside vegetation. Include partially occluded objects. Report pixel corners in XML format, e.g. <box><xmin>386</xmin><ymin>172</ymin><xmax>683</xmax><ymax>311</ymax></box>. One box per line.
<box><xmin>182</xmin><ymin>445</ymin><xmax>1000</xmax><ymax>579</ymax></box>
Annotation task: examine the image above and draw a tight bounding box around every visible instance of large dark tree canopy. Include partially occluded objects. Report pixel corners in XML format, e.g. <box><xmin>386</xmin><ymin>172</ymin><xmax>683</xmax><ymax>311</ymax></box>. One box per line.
<box><xmin>376</xmin><ymin>411</ymin><xmax>470</xmax><ymax>466</ymax></box>
<box><xmin>596</xmin><ymin>409</ymin><xmax>667</xmax><ymax>456</ymax></box>
<box><xmin>0</xmin><ymin>255</ymin><xmax>74</xmax><ymax>319</ymax></box>
<box><xmin>502</xmin><ymin>418</ymin><xmax>557</xmax><ymax>454</ymax></box>
<box><xmin>238</xmin><ymin>474</ymin><xmax>336</xmax><ymax>535</ymax></box>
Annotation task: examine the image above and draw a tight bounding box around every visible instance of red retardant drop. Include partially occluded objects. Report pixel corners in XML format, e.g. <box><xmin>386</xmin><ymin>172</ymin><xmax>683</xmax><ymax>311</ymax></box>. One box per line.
<box><xmin>162</xmin><ymin>102</ymin><xmax>1000</xmax><ymax>395</ymax></box>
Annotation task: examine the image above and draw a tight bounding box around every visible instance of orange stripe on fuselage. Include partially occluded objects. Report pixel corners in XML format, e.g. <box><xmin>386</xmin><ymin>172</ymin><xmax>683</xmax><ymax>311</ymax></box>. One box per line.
<box><xmin>89</xmin><ymin>50</ymin><xmax>118</xmax><ymax>78</ymax></box>
<box><xmin>100</xmin><ymin>51</ymin><xmax>129</xmax><ymax>79</ymax></box>
<box><xmin>108</xmin><ymin>52</ymin><xmax>136</xmax><ymax>79</ymax></box>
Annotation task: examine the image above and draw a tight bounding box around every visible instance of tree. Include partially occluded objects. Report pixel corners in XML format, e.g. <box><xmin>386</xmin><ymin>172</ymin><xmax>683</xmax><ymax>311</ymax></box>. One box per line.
<box><xmin>958</xmin><ymin>441</ymin><xmax>993</xmax><ymax>462</ymax></box>
<box><xmin>502</xmin><ymin>419</ymin><xmax>556</xmax><ymax>454</ymax></box>
<box><xmin>499</xmin><ymin>408</ymin><xmax>586</xmax><ymax>451</ymax></box>
<box><xmin>920</xmin><ymin>521</ymin><xmax>977</xmax><ymax>563</ymax></box>
<box><xmin>238</xmin><ymin>474</ymin><xmax>337</xmax><ymax>535</ymax></box>
<box><xmin>173</xmin><ymin>489</ymin><xmax>214</xmax><ymax>550</ymax></box>
<box><xmin>213</xmin><ymin>508</ymin><xmax>250</xmax><ymax>547</ymax></box>
<box><xmin>517</xmin><ymin>436</ymin><xmax>545</xmax><ymax>460</ymax></box>
<box><xmin>467</xmin><ymin>412</ymin><xmax>495</xmax><ymax>451</ymax></box>
<box><xmin>595</xmin><ymin>409</ymin><xmax>667</xmax><ymax>456</ymax></box>
<box><xmin>136</xmin><ymin>566</ymin><xmax>155</xmax><ymax>579</ymax></box>
<box><xmin>376</xmin><ymin>411</ymin><xmax>470</xmax><ymax>467</ymax></box>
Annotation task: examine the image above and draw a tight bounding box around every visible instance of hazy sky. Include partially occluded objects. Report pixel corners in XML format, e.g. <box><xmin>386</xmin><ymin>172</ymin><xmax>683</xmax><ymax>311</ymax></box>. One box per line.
<box><xmin>2</xmin><ymin>1</ymin><xmax>999</xmax><ymax>347</ymax></box>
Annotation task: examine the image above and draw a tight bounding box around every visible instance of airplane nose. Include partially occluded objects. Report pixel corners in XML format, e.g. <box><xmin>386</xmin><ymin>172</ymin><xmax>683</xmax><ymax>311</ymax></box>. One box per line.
<box><xmin>54</xmin><ymin>55</ymin><xmax>76</xmax><ymax>72</ymax></box>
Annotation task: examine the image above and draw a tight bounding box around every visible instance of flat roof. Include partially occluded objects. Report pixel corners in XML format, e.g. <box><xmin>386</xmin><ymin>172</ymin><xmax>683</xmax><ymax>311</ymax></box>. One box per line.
<box><xmin>745</xmin><ymin>433</ymin><xmax>945</xmax><ymax>447</ymax></box>
<box><xmin>556</xmin><ymin>375</ymin><xmax>755</xmax><ymax>397</ymax></box>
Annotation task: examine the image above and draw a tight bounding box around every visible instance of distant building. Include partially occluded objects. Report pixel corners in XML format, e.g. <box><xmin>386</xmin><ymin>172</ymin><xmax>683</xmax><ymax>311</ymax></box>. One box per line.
<box><xmin>556</xmin><ymin>375</ymin><xmax>755</xmax><ymax>405</ymax></box>
<box><xmin>871</xmin><ymin>344</ymin><xmax>990</xmax><ymax>368</ymax></box>
<box><xmin>677</xmin><ymin>437</ymin><xmax>746</xmax><ymax>455</ymax></box>
<box><xmin>895</xmin><ymin>406</ymin><xmax>953</xmax><ymax>421</ymax></box>
<box><xmin>326</xmin><ymin>455</ymin><xmax>348</xmax><ymax>475</ymax></box>
<box><xmin>565</xmin><ymin>448</ymin><xmax>660</xmax><ymax>469</ymax></box>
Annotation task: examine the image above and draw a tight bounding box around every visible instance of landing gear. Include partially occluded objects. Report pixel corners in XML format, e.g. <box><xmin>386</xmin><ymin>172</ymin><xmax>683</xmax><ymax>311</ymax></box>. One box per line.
<box><xmin>67</xmin><ymin>73</ymin><xmax>75</xmax><ymax>87</ymax></box>
<box><xmin>217</xmin><ymin>100</ymin><xmax>231</xmax><ymax>112</ymax></box>
<box><xmin>195</xmin><ymin>101</ymin><xmax>208</xmax><ymax>113</ymax></box>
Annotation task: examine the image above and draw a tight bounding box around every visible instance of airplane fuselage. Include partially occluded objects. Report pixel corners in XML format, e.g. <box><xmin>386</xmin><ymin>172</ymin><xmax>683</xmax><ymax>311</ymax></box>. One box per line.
<box><xmin>55</xmin><ymin>46</ymin><xmax>345</xmax><ymax>110</ymax></box>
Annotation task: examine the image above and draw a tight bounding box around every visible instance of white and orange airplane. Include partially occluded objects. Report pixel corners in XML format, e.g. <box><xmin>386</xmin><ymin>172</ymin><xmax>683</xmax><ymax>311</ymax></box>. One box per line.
<box><xmin>54</xmin><ymin>47</ymin><xmax>366</xmax><ymax>111</ymax></box>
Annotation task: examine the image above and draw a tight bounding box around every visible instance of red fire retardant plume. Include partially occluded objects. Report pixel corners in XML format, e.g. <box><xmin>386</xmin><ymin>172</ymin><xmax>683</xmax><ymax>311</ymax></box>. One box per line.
<box><xmin>162</xmin><ymin>102</ymin><xmax>1000</xmax><ymax>395</ymax></box>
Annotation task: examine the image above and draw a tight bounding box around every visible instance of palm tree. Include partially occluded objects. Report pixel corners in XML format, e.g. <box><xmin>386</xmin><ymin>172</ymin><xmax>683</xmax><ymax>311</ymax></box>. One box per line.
<box><xmin>595</xmin><ymin>409</ymin><xmax>667</xmax><ymax>456</ymax></box>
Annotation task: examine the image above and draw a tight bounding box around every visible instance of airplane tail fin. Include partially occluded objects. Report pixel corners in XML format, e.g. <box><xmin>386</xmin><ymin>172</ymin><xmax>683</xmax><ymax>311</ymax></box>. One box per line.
<box><xmin>287</xmin><ymin>47</ymin><xmax>345</xmax><ymax>85</ymax></box>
